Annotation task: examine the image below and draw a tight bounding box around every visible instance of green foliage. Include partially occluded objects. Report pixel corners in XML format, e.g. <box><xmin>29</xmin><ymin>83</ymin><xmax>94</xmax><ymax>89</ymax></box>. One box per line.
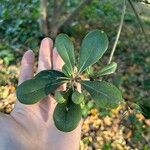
<box><xmin>0</xmin><ymin>0</ymin><xmax>41</xmax><ymax>50</ymax></box>
<box><xmin>55</xmin><ymin>91</ymin><xmax>66</xmax><ymax>104</ymax></box>
<box><xmin>143</xmin><ymin>145</ymin><xmax>150</xmax><ymax>150</ymax></box>
<box><xmin>92</xmin><ymin>62</ymin><xmax>117</xmax><ymax>77</ymax></box>
<box><xmin>77</xmin><ymin>30</ymin><xmax>108</xmax><ymax>73</ymax></box>
<box><xmin>81</xmin><ymin>100</ymin><xmax>95</xmax><ymax>118</ymax></box>
<box><xmin>53</xmin><ymin>102</ymin><xmax>82</xmax><ymax>132</ymax></box>
<box><xmin>81</xmin><ymin>81</ymin><xmax>123</xmax><ymax>109</ymax></box>
<box><xmin>55</xmin><ymin>34</ymin><xmax>75</xmax><ymax>74</ymax></box>
<box><xmin>140</xmin><ymin>105</ymin><xmax>150</xmax><ymax>119</ymax></box>
<box><xmin>0</xmin><ymin>49</ymin><xmax>15</xmax><ymax>65</ymax></box>
<box><xmin>62</xmin><ymin>64</ymin><xmax>72</xmax><ymax>77</ymax></box>
<box><xmin>102</xmin><ymin>142</ymin><xmax>111</xmax><ymax>150</ymax></box>
<box><xmin>85</xmin><ymin>66</ymin><xmax>94</xmax><ymax>75</ymax></box>
<box><xmin>137</xmin><ymin>97</ymin><xmax>150</xmax><ymax>119</ymax></box>
<box><xmin>17</xmin><ymin>30</ymin><xmax>123</xmax><ymax>132</ymax></box>
<box><xmin>128</xmin><ymin>114</ymin><xmax>145</xmax><ymax>142</ymax></box>
<box><xmin>17</xmin><ymin>70</ymin><xmax>68</xmax><ymax>104</ymax></box>
<box><xmin>143</xmin><ymin>79</ymin><xmax>150</xmax><ymax>90</ymax></box>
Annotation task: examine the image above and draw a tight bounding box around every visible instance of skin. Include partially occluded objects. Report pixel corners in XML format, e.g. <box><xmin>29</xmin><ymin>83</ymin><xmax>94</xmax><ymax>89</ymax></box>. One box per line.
<box><xmin>0</xmin><ymin>38</ymin><xmax>82</xmax><ymax>150</ymax></box>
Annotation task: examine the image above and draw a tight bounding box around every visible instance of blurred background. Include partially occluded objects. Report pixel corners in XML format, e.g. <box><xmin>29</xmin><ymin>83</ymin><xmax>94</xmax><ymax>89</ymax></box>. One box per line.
<box><xmin>0</xmin><ymin>0</ymin><xmax>150</xmax><ymax>149</ymax></box>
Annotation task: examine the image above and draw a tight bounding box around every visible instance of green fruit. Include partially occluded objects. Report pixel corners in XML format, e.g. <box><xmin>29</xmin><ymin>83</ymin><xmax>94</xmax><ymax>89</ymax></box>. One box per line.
<box><xmin>54</xmin><ymin>91</ymin><xmax>66</xmax><ymax>103</ymax></box>
<box><xmin>53</xmin><ymin>102</ymin><xmax>82</xmax><ymax>132</ymax></box>
<box><xmin>71</xmin><ymin>91</ymin><xmax>84</xmax><ymax>104</ymax></box>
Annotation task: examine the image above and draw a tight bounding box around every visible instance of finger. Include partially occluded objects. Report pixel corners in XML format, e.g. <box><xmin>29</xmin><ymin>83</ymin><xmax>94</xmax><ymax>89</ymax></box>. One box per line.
<box><xmin>18</xmin><ymin>50</ymin><xmax>35</xmax><ymax>84</ymax></box>
<box><xmin>52</xmin><ymin>47</ymin><xmax>64</xmax><ymax>71</ymax></box>
<box><xmin>36</xmin><ymin>42</ymin><xmax>56</xmax><ymax>113</ymax></box>
<box><xmin>37</xmin><ymin>38</ymin><xmax>53</xmax><ymax>72</ymax></box>
<box><xmin>11</xmin><ymin>50</ymin><xmax>35</xmax><ymax>114</ymax></box>
<box><xmin>46</xmin><ymin>48</ymin><xmax>65</xmax><ymax>111</ymax></box>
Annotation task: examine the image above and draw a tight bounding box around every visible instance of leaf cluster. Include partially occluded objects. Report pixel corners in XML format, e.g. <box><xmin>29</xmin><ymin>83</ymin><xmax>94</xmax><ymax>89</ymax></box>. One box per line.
<box><xmin>16</xmin><ymin>29</ymin><xmax>123</xmax><ymax>132</ymax></box>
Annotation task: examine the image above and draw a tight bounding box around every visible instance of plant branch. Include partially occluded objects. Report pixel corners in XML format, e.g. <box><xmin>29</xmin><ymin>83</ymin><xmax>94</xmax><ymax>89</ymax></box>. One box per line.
<box><xmin>108</xmin><ymin>0</ymin><xmax>126</xmax><ymax>64</ymax></box>
<box><xmin>57</xmin><ymin>0</ymin><xmax>66</xmax><ymax>18</ymax></box>
<box><xmin>128</xmin><ymin>0</ymin><xmax>148</xmax><ymax>42</ymax></box>
<box><xmin>51</xmin><ymin>0</ymin><xmax>66</xmax><ymax>24</ymax></box>
<box><xmin>58</xmin><ymin>0</ymin><xmax>92</xmax><ymax>29</ymax></box>
<box><xmin>50</xmin><ymin>0</ymin><xmax>67</xmax><ymax>38</ymax></box>
<box><xmin>52</xmin><ymin>0</ymin><xmax>59</xmax><ymax>21</ymax></box>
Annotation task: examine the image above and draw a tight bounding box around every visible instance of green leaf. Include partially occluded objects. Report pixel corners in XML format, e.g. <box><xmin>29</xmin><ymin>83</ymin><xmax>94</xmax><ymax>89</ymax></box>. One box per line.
<box><xmin>137</xmin><ymin>98</ymin><xmax>150</xmax><ymax>119</ymax></box>
<box><xmin>71</xmin><ymin>91</ymin><xmax>84</xmax><ymax>104</ymax></box>
<box><xmin>85</xmin><ymin>66</ymin><xmax>93</xmax><ymax>75</ymax></box>
<box><xmin>139</xmin><ymin>105</ymin><xmax>150</xmax><ymax>119</ymax></box>
<box><xmin>34</xmin><ymin>70</ymin><xmax>68</xmax><ymax>79</ymax></box>
<box><xmin>81</xmin><ymin>81</ymin><xmax>123</xmax><ymax>109</ymax></box>
<box><xmin>55</xmin><ymin>91</ymin><xmax>66</xmax><ymax>103</ymax></box>
<box><xmin>62</xmin><ymin>64</ymin><xmax>71</xmax><ymax>77</ymax></box>
<box><xmin>143</xmin><ymin>79</ymin><xmax>150</xmax><ymax>90</ymax></box>
<box><xmin>78</xmin><ymin>30</ymin><xmax>108</xmax><ymax>73</ymax></box>
<box><xmin>55</xmin><ymin>34</ymin><xmax>75</xmax><ymax>74</ymax></box>
<box><xmin>138</xmin><ymin>97</ymin><xmax>150</xmax><ymax>107</ymax></box>
<box><xmin>16</xmin><ymin>70</ymin><xmax>68</xmax><ymax>104</ymax></box>
<box><xmin>92</xmin><ymin>62</ymin><xmax>117</xmax><ymax>77</ymax></box>
<box><xmin>53</xmin><ymin>102</ymin><xmax>82</xmax><ymax>132</ymax></box>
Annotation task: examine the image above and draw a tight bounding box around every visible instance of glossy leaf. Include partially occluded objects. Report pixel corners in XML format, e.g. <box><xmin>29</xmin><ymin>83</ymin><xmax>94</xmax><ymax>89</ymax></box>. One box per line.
<box><xmin>71</xmin><ymin>91</ymin><xmax>84</xmax><ymax>104</ymax></box>
<box><xmin>16</xmin><ymin>70</ymin><xmax>68</xmax><ymax>104</ymax></box>
<box><xmin>34</xmin><ymin>69</ymin><xmax>68</xmax><ymax>79</ymax></box>
<box><xmin>92</xmin><ymin>62</ymin><xmax>117</xmax><ymax>77</ymax></box>
<box><xmin>81</xmin><ymin>80</ymin><xmax>123</xmax><ymax>108</ymax></box>
<box><xmin>53</xmin><ymin>102</ymin><xmax>82</xmax><ymax>132</ymax></box>
<box><xmin>55</xmin><ymin>34</ymin><xmax>75</xmax><ymax>73</ymax></box>
<box><xmin>55</xmin><ymin>91</ymin><xmax>66</xmax><ymax>103</ymax></box>
<box><xmin>78</xmin><ymin>30</ymin><xmax>108</xmax><ymax>73</ymax></box>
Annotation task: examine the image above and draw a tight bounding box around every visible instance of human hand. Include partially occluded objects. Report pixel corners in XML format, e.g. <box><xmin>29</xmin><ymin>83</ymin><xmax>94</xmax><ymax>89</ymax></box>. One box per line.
<box><xmin>0</xmin><ymin>38</ymin><xmax>82</xmax><ymax>150</ymax></box>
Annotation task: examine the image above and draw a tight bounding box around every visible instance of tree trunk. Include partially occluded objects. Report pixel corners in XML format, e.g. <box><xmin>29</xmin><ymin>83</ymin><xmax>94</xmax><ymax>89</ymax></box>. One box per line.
<box><xmin>40</xmin><ymin>0</ymin><xmax>49</xmax><ymax>36</ymax></box>
<box><xmin>49</xmin><ymin>0</ymin><xmax>92</xmax><ymax>38</ymax></box>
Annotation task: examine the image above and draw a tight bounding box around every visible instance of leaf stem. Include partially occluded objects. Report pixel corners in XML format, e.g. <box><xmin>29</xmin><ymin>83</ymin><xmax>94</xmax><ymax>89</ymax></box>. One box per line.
<box><xmin>108</xmin><ymin>0</ymin><xmax>126</xmax><ymax>64</ymax></box>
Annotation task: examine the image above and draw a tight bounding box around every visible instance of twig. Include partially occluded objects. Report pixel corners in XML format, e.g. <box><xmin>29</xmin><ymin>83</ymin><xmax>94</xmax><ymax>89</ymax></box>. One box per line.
<box><xmin>128</xmin><ymin>0</ymin><xmax>148</xmax><ymax>42</ymax></box>
<box><xmin>51</xmin><ymin>0</ymin><xmax>66</xmax><ymax>24</ymax></box>
<box><xmin>56</xmin><ymin>0</ymin><xmax>66</xmax><ymax>18</ymax></box>
<box><xmin>108</xmin><ymin>0</ymin><xmax>126</xmax><ymax>64</ymax></box>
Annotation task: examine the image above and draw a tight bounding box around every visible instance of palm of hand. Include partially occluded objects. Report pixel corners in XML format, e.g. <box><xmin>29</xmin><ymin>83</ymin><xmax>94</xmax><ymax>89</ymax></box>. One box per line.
<box><xmin>0</xmin><ymin>38</ymin><xmax>81</xmax><ymax>150</ymax></box>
